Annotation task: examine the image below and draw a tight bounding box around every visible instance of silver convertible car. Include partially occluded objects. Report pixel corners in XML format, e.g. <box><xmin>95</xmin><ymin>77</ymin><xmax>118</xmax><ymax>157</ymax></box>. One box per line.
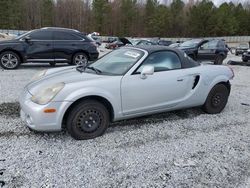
<box><xmin>19</xmin><ymin>46</ymin><xmax>234</xmax><ymax>140</ymax></box>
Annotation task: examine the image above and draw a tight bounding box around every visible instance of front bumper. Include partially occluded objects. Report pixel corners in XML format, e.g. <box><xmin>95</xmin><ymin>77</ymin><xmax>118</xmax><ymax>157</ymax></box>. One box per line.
<box><xmin>19</xmin><ymin>87</ymin><xmax>72</xmax><ymax>132</ymax></box>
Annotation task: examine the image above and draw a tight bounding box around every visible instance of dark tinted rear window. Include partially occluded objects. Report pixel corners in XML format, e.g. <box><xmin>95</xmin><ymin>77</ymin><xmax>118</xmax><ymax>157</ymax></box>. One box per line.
<box><xmin>54</xmin><ymin>31</ymin><xmax>82</xmax><ymax>40</ymax></box>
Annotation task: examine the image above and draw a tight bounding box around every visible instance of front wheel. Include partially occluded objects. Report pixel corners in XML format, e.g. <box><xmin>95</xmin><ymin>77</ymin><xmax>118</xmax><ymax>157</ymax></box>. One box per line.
<box><xmin>66</xmin><ymin>100</ymin><xmax>110</xmax><ymax>140</ymax></box>
<box><xmin>0</xmin><ymin>51</ymin><xmax>21</xmax><ymax>69</ymax></box>
<box><xmin>202</xmin><ymin>84</ymin><xmax>229</xmax><ymax>114</ymax></box>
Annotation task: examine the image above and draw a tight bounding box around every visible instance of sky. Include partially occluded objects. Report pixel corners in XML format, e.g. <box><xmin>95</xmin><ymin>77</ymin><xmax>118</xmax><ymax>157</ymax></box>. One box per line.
<box><xmin>160</xmin><ymin>0</ymin><xmax>249</xmax><ymax>6</ymax></box>
<box><xmin>212</xmin><ymin>0</ymin><xmax>248</xmax><ymax>6</ymax></box>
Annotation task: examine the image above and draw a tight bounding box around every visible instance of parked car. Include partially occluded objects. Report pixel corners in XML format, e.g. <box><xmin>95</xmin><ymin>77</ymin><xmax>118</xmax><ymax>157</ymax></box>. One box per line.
<box><xmin>103</xmin><ymin>36</ymin><xmax>118</xmax><ymax>43</ymax></box>
<box><xmin>169</xmin><ymin>42</ymin><xmax>181</xmax><ymax>48</ymax></box>
<box><xmin>158</xmin><ymin>40</ymin><xmax>172</xmax><ymax>46</ymax></box>
<box><xmin>87</xmin><ymin>32</ymin><xmax>102</xmax><ymax>46</ymax></box>
<box><xmin>242</xmin><ymin>49</ymin><xmax>250</xmax><ymax>63</ymax></box>
<box><xmin>19</xmin><ymin>46</ymin><xmax>234</xmax><ymax>140</ymax></box>
<box><xmin>105</xmin><ymin>37</ymin><xmax>132</xmax><ymax>49</ymax></box>
<box><xmin>235</xmin><ymin>43</ymin><xmax>249</xmax><ymax>56</ymax></box>
<box><xmin>178</xmin><ymin>39</ymin><xmax>228</xmax><ymax>64</ymax></box>
<box><xmin>0</xmin><ymin>27</ymin><xmax>99</xmax><ymax>69</ymax></box>
<box><xmin>131</xmin><ymin>39</ymin><xmax>157</xmax><ymax>46</ymax></box>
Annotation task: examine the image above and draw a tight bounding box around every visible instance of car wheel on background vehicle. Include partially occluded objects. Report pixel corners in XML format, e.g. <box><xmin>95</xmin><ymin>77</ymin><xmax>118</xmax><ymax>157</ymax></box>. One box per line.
<box><xmin>71</xmin><ymin>52</ymin><xmax>88</xmax><ymax>66</ymax></box>
<box><xmin>49</xmin><ymin>62</ymin><xmax>56</xmax><ymax>67</ymax></box>
<box><xmin>0</xmin><ymin>51</ymin><xmax>21</xmax><ymax>70</ymax></box>
<box><xmin>202</xmin><ymin>84</ymin><xmax>229</xmax><ymax>114</ymax></box>
<box><xmin>214</xmin><ymin>55</ymin><xmax>224</xmax><ymax>65</ymax></box>
<box><xmin>66</xmin><ymin>100</ymin><xmax>110</xmax><ymax>140</ymax></box>
<box><xmin>189</xmin><ymin>54</ymin><xmax>196</xmax><ymax>61</ymax></box>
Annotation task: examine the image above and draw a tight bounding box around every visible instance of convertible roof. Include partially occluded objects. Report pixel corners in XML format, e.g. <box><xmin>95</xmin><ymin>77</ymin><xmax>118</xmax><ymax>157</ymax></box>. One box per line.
<box><xmin>123</xmin><ymin>45</ymin><xmax>200</xmax><ymax>68</ymax></box>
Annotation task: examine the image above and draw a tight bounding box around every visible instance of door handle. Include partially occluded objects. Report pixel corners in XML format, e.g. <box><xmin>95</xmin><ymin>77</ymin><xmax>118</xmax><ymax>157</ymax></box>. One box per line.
<box><xmin>177</xmin><ymin>79</ymin><xmax>184</xmax><ymax>82</ymax></box>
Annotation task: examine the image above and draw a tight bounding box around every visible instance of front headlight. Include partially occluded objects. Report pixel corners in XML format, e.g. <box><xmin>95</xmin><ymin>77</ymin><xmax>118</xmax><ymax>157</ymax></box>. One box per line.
<box><xmin>31</xmin><ymin>70</ymin><xmax>47</xmax><ymax>82</ymax></box>
<box><xmin>31</xmin><ymin>82</ymin><xmax>65</xmax><ymax>105</ymax></box>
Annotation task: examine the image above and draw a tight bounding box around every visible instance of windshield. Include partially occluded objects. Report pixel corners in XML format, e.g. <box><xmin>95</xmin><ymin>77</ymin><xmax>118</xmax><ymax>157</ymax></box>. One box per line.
<box><xmin>88</xmin><ymin>48</ymin><xmax>144</xmax><ymax>75</ymax></box>
<box><xmin>180</xmin><ymin>39</ymin><xmax>203</xmax><ymax>48</ymax></box>
<box><xmin>15</xmin><ymin>30</ymin><xmax>32</xmax><ymax>39</ymax></box>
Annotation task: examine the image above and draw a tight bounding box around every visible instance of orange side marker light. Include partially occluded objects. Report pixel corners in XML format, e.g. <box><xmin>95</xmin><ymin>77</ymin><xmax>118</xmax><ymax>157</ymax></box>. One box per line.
<box><xmin>44</xmin><ymin>108</ymin><xmax>56</xmax><ymax>113</ymax></box>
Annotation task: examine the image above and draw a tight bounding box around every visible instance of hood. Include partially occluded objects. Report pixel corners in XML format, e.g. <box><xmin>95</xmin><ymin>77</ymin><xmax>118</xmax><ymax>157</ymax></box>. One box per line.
<box><xmin>119</xmin><ymin>37</ymin><xmax>132</xmax><ymax>45</ymax></box>
<box><xmin>0</xmin><ymin>39</ymin><xmax>18</xmax><ymax>44</ymax></box>
<box><xmin>178</xmin><ymin>46</ymin><xmax>196</xmax><ymax>50</ymax></box>
<box><xmin>27</xmin><ymin>66</ymin><xmax>106</xmax><ymax>95</ymax></box>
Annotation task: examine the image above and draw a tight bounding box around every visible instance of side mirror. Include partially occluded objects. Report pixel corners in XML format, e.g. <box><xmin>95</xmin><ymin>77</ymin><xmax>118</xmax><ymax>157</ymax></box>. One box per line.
<box><xmin>140</xmin><ymin>65</ymin><xmax>154</xmax><ymax>79</ymax></box>
<box><xmin>24</xmin><ymin>36</ymin><xmax>31</xmax><ymax>42</ymax></box>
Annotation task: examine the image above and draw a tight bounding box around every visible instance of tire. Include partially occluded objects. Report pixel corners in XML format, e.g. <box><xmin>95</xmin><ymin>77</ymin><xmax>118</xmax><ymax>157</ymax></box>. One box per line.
<box><xmin>189</xmin><ymin>54</ymin><xmax>196</xmax><ymax>60</ymax></box>
<box><xmin>66</xmin><ymin>100</ymin><xmax>110</xmax><ymax>140</ymax></box>
<box><xmin>242</xmin><ymin>58</ymin><xmax>248</xmax><ymax>63</ymax></box>
<box><xmin>49</xmin><ymin>62</ymin><xmax>56</xmax><ymax>67</ymax></box>
<box><xmin>70</xmin><ymin>52</ymin><xmax>88</xmax><ymax>66</ymax></box>
<box><xmin>202</xmin><ymin>84</ymin><xmax>229</xmax><ymax>114</ymax></box>
<box><xmin>0</xmin><ymin>51</ymin><xmax>21</xmax><ymax>70</ymax></box>
<box><xmin>214</xmin><ymin>55</ymin><xmax>224</xmax><ymax>65</ymax></box>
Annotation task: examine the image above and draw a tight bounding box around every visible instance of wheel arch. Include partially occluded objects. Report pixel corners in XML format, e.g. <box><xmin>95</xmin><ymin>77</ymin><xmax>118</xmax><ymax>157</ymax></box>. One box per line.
<box><xmin>0</xmin><ymin>48</ymin><xmax>24</xmax><ymax>63</ymax></box>
<box><xmin>62</xmin><ymin>95</ymin><xmax>114</xmax><ymax>129</ymax></box>
<box><xmin>217</xmin><ymin>81</ymin><xmax>231</xmax><ymax>93</ymax></box>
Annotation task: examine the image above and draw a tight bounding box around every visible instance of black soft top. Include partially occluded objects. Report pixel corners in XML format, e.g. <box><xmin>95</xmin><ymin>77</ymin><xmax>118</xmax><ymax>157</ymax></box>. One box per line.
<box><xmin>124</xmin><ymin>45</ymin><xmax>200</xmax><ymax>68</ymax></box>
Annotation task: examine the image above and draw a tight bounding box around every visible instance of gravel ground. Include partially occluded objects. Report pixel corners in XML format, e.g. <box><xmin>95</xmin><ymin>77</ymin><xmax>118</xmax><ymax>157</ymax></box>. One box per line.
<box><xmin>0</xmin><ymin>52</ymin><xmax>250</xmax><ymax>187</ymax></box>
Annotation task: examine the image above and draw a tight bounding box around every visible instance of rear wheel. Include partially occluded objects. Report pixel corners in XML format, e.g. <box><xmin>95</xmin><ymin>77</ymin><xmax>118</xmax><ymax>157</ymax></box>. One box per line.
<box><xmin>202</xmin><ymin>84</ymin><xmax>229</xmax><ymax>114</ymax></box>
<box><xmin>0</xmin><ymin>51</ymin><xmax>21</xmax><ymax>69</ymax></box>
<box><xmin>66</xmin><ymin>100</ymin><xmax>109</xmax><ymax>140</ymax></box>
<box><xmin>70</xmin><ymin>52</ymin><xmax>88</xmax><ymax>66</ymax></box>
<box><xmin>214</xmin><ymin>55</ymin><xmax>224</xmax><ymax>65</ymax></box>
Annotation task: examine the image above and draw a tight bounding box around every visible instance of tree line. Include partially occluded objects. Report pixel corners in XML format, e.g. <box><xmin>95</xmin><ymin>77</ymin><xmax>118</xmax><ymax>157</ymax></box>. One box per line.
<box><xmin>0</xmin><ymin>0</ymin><xmax>250</xmax><ymax>37</ymax></box>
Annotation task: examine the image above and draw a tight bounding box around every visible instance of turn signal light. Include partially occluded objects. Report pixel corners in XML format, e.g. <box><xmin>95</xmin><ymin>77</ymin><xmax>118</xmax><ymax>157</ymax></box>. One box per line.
<box><xmin>44</xmin><ymin>108</ymin><xmax>56</xmax><ymax>113</ymax></box>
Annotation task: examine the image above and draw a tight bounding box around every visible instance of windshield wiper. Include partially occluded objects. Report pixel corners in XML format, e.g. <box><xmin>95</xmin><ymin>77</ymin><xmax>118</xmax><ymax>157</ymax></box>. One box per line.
<box><xmin>86</xmin><ymin>66</ymin><xmax>102</xmax><ymax>74</ymax></box>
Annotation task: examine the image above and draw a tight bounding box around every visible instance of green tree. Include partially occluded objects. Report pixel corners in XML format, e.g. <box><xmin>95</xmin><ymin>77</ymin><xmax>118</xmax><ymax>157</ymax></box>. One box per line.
<box><xmin>119</xmin><ymin>0</ymin><xmax>137</xmax><ymax>36</ymax></box>
<box><xmin>188</xmin><ymin>0</ymin><xmax>216</xmax><ymax>37</ymax></box>
<box><xmin>150</xmin><ymin>5</ymin><xmax>171</xmax><ymax>37</ymax></box>
<box><xmin>92</xmin><ymin>0</ymin><xmax>110</xmax><ymax>33</ymax></box>
<box><xmin>145</xmin><ymin>0</ymin><xmax>158</xmax><ymax>36</ymax></box>
<box><xmin>41</xmin><ymin>0</ymin><xmax>54</xmax><ymax>27</ymax></box>
<box><xmin>214</xmin><ymin>2</ymin><xmax>238</xmax><ymax>36</ymax></box>
<box><xmin>169</xmin><ymin>0</ymin><xmax>185</xmax><ymax>37</ymax></box>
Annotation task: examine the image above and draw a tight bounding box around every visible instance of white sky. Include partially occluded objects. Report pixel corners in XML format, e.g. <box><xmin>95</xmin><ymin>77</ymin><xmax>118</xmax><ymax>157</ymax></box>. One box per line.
<box><xmin>160</xmin><ymin>0</ymin><xmax>249</xmax><ymax>6</ymax></box>
<box><xmin>212</xmin><ymin>0</ymin><xmax>248</xmax><ymax>6</ymax></box>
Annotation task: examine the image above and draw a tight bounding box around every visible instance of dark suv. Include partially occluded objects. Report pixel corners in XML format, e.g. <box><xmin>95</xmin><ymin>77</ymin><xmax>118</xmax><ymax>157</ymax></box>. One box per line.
<box><xmin>0</xmin><ymin>27</ymin><xmax>99</xmax><ymax>69</ymax></box>
<box><xmin>178</xmin><ymin>39</ymin><xmax>228</xmax><ymax>64</ymax></box>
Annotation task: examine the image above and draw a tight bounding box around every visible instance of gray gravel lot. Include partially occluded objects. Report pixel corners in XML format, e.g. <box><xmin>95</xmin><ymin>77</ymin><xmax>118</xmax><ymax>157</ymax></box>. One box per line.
<box><xmin>0</xmin><ymin>52</ymin><xmax>250</xmax><ymax>187</ymax></box>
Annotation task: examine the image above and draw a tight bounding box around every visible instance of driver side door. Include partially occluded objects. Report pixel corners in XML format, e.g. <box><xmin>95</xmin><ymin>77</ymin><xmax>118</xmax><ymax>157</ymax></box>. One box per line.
<box><xmin>23</xmin><ymin>30</ymin><xmax>54</xmax><ymax>62</ymax></box>
<box><xmin>121</xmin><ymin>51</ymin><xmax>193</xmax><ymax>115</ymax></box>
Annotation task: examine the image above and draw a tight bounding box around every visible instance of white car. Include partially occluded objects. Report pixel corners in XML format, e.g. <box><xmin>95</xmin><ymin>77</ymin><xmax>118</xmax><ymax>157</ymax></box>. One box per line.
<box><xmin>19</xmin><ymin>46</ymin><xmax>234</xmax><ymax>140</ymax></box>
